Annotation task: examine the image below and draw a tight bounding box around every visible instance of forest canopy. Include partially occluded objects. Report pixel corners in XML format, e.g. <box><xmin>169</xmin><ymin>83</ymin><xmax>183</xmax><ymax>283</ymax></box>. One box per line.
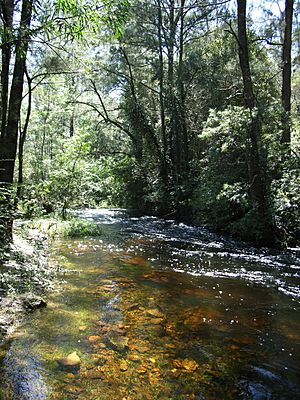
<box><xmin>0</xmin><ymin>0</ymin><xmax>299</xmax><ymax>248</ymax></box>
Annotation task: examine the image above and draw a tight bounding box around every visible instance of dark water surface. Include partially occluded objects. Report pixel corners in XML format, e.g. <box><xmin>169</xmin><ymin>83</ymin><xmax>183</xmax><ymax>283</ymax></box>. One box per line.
<box><xmin>0</xmin><ymin>209</ymin><xmax>299</xmax><ymax>399</ymax></box>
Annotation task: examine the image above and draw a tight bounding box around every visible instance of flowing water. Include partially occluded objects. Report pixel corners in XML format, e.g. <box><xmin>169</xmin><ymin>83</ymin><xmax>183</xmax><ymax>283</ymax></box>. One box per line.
<box><xmin>0</xmin><ymin>209</ymin><xmax>300</xmax><ymax>400</ymax></box>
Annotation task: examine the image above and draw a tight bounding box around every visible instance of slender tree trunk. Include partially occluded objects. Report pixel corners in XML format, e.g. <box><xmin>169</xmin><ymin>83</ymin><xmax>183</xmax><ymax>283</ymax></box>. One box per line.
<box><xmin>0</xmin><ymin>0</ymin><xmax>33</xmax><ymax>242</ymax></box>
<box><xmin>17</xmin><ymin>69</ymin><xmax>32</xmax><ymax>199</ymax></box>
<box><xmin>178</xmin><ymin>0</ymin><xmax>188</xmax><ymax>169</ymax></box>
<box><xmin>0</xmin><ymin>0</ymin><xmax>33</xmax><ymax>184</ymax></box>
<box><xmin>0</xmin><ymin>0</ymin><xmax>15</xmax><ymax>244</ymax></box>
<box><xmin>0</xmin><ymin>0</ymin><xmax>13</xmax><ymax>138</ymax></box>
<box><xmin>157</xmin><ymin>0</ymin><xmax>168</xmax><ymax>182</ymax></box>
<box><xmin>167</xmin><ymin>0</ymin><xmax>177</xmax><ymax>173</ymax></box>
<box><xmin>281</xmin><ymin>0</ymin><xmax>294</xmax><ymax>145</ymax></box>
<box><xmin>70</xmin><ymin>112</ymin><xmax>75</xmax><ymax>137</ymax></box>
<box><xmin>237</xmin><ymin>0</ymin><xmax>277</xmax><ymax>245</ymax></box>
<box><xmin>167</xmin><ymin>0</ymin><xmax>187</xmax><ymax>186</ymax></box>
<box><xmin>237</xmin><ymin>0</ymin><xmax>255</xmax><ymax>109</ymax></box>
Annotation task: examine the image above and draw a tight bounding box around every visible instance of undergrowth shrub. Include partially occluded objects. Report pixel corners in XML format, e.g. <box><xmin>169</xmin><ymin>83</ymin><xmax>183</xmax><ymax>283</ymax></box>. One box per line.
<box><xmin>29</xmin><ymin>216</ymin><xmax>102</xmax><ymax>238</ymax></box>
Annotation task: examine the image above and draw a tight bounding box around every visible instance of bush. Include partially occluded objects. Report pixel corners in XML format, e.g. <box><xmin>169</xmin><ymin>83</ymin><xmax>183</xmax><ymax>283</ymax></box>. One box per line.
<box><xmin>271</xmin><ymin>165</ymin><xmax>300</xmax><ymax>245</ymax></box>
<box><xmin>62</xmin><ymin>218</ymin><xmax>102</xmax><ymax>238</ymax></box>
<box><xmin>191</xmin><ymin>107</ymin><xmax>251</xmax><ymax>231</ymax></box>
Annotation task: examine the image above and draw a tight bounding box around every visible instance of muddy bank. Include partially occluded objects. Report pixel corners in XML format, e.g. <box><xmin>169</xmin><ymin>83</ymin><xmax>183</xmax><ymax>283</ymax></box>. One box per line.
<box><xmin>0</xmin><ymin>222</ymin><xmax>57</xmax><ymax>344</ymax></box>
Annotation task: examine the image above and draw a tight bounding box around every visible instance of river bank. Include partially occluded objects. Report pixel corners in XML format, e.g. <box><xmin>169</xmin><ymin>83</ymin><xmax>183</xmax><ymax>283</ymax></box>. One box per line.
<box><xmin>0</xmin><ymin>222</ymin><xmax>57</xmax><ymax>345</ymax></box>
<box><xmin>0</xmin><ymin>215</ymin><xmax>103</xmax><ymax>345</ymax></box>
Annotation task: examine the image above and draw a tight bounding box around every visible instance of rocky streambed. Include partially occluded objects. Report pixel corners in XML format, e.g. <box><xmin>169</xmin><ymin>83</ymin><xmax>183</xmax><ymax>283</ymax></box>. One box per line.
<box><xmin>0</xmin><ymin>209</ymin><xmax>299</xmax><ymax>399</ymax></box>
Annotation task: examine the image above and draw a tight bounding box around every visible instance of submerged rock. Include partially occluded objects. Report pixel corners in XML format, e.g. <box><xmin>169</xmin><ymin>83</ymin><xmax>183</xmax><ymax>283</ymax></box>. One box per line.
<box><xmin>172</xmin><ymin>358</ymin><xmax>199</xmax><ymax>372</ymax></box>
<box><xmin>149</xmin><ymin>318</ymin><xmax>164</xmax><ymax>325</ymax></box>
<box><xmin>65</xmin><ymin>373</ymin><xmax>76</xmax><ymax>379</ymax></box>
<box><xmin>118</xmin><ymin>255</ymin><xmax>149</xmax><ymax>267</ymax></box>
<box><xmin>84</xmin><ymin>369</ymin><xmax>104</xmax><ymax>379</ymax></box>
<box><xmin>58</xmin><ymin>352</ymin><xmax>81</xmax><ymax>370</ymax></box>
<box><xmin>104</xmin><ymin>334</ymin><xmax>129</xmax><ymax>353</ymax></box>
<box><xmin>79</xmin><ymin>325</ymin><xmax>87</xmax><ymax>332</ymax></box>
<box><xmin>127</xmin><ymin>353</ymin><xmax>140</xmax><ymax>362</ymax></box>
<box><xmin>145</xmin><ymin>308</ymin><xmax>164</xmax><ymax>319</ymax></box>
<box><xmin>93</xmin><ymin>355</ymin><xmax>108</xmax><ymax>366</ymax></box>
<box><xmin>119</xmin><ymin>359</ymin><xmax>129</xmax><ymax>371</ymax></box>
<box><xmin>23</xmin><ymin>297</ymin><xmax>47</xmax><ymax>311</ymax></box>
<box><xmin>64</xmin><ymin>385</ymin><xmax>84</xmax><ymax>395</ymax></box>
<box><xmin>88</xmin><ymin>335</ymin><xmax>102</xmax><ymax>344</ymax></box>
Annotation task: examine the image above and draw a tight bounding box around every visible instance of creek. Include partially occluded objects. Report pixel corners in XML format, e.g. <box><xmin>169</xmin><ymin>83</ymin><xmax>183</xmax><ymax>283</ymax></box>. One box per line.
<box><xmin>0</xmin><ymin>208</ymin><xmax>299</xmax><ymax>399</ymax></box>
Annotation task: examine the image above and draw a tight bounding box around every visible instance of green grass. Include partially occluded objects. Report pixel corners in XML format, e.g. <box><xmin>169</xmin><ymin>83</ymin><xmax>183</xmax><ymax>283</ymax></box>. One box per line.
<box><xmin>28</xmin><ymin>216</ymin><xmax>102</xmax><ymax>238</ymax></box>
<box><xmin>62</xmin><ymin>218</ymin><xmax>102</xmax><ymax>238</ymax></box>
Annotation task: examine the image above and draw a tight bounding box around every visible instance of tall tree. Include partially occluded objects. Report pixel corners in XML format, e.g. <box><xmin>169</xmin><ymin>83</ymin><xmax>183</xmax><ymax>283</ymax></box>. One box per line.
<box><xmin>0</xmin><ymin>0</ymin><xmax>13</xmax><ymax>139</ymax></box>
<box><xmin>0</xmin><ymin>0</ymin><xmax>33</xmax><ymax>184</ymax></box>
<box><xmin>0</xmin><ymin>0</ymin><xmax>33</xmax><ymax>241</ymax></box>
<box><xmin>281</xmin><ymin>0</ymin><xmax>294</xmax><ymax>145</ymax></box>
<box><xmin>95</xmin><ymin>0</ymin><xmax>225</xmax><ymax>215</ymax></box>
<box><xmin>236</xmin><ymin>0</ymin><xmax>277</xmax><ymax>244</ymax></box>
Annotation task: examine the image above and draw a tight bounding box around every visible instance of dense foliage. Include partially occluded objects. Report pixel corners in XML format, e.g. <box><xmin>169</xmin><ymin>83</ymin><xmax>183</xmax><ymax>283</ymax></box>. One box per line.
<box><xmin>1</xmin><ymin>0</ymin><xmax>299</xmax><ymax>248</ymax></box>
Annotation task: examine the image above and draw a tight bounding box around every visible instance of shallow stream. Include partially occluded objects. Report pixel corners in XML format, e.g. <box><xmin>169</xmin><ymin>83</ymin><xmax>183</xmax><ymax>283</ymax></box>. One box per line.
<box><xmin>0</xmin><ymin>209</ymin><xmax>299</xmax><ymax>399</ymax></box>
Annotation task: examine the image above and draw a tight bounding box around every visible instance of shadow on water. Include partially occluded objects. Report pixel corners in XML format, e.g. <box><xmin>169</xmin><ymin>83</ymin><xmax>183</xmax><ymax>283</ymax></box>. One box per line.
<box><xmin>0</xmin><ymin>208</ymin><xmax>299</xmax><ymax>399</ymax></box>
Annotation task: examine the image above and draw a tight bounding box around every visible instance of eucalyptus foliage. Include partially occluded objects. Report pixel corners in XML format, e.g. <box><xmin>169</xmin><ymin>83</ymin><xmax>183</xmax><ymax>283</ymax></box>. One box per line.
<box><xmin>1</xmin><ymin>0</ymin><xmax>299</xmax><ymax>248</ymax></box>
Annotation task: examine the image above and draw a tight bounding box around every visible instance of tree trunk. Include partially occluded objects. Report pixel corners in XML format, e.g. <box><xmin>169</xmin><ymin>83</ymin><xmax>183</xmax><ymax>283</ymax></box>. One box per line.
<box><xmin>167</xmin><ymin>0</ymin><xmax>177</xmax><ymax>174</ymax></box>
<box><xmin>177</xmin><ymin>0</ymin><xmax>188</xmax><ymax>170</ymax></box>
<box><xmin>0</xmin><ymin>0</ymin><xmax>33</xmax><ymax>184</ymax></box>
<box><xmin>237</xmin><ymin>0</ymin><xmax>255</xmax><ymax>109</ymax></box>
<box><xmin>281</xmin><ymin>0</ymin><xmax>294</xmax><ymax>145</ymax></box>
<box><xmin>17</xmin><ymin>69</ymin><xmax>32</xmax><ymax>199</ymax></box>
<box><xmin>0</xmin><ymin>0</ymin><xmax>14</xmax><ymax>138</ymax></box>
<box><xmin>157</xmin><ymin>0</ymin><xmax>168</xmax><ymax>183</ymax></box>
<box><xmin>0</xmin><ymin>0</ymin><xmax>33</xmax><ymax>242</ymax></box>
<box><xmin>237</xmin><ymin>0</ymin><xmax>277</xmax><ymax>245</ymax></box>
<box><xmin>0</xmin><ymin>0</ymin><xmax>15</xmax><ymax>244</ymax></box>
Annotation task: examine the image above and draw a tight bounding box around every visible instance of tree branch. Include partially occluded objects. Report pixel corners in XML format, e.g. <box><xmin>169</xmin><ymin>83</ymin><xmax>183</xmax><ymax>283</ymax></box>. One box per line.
<box><xmin>68</xmin><ymin>100</ymin><xmax>136</xmax><ymax>143</ymax></box>
<box><xmin>224</xmin><ymin>20</ymin><xmax>239</xmax><ymax>45</ymax></box>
